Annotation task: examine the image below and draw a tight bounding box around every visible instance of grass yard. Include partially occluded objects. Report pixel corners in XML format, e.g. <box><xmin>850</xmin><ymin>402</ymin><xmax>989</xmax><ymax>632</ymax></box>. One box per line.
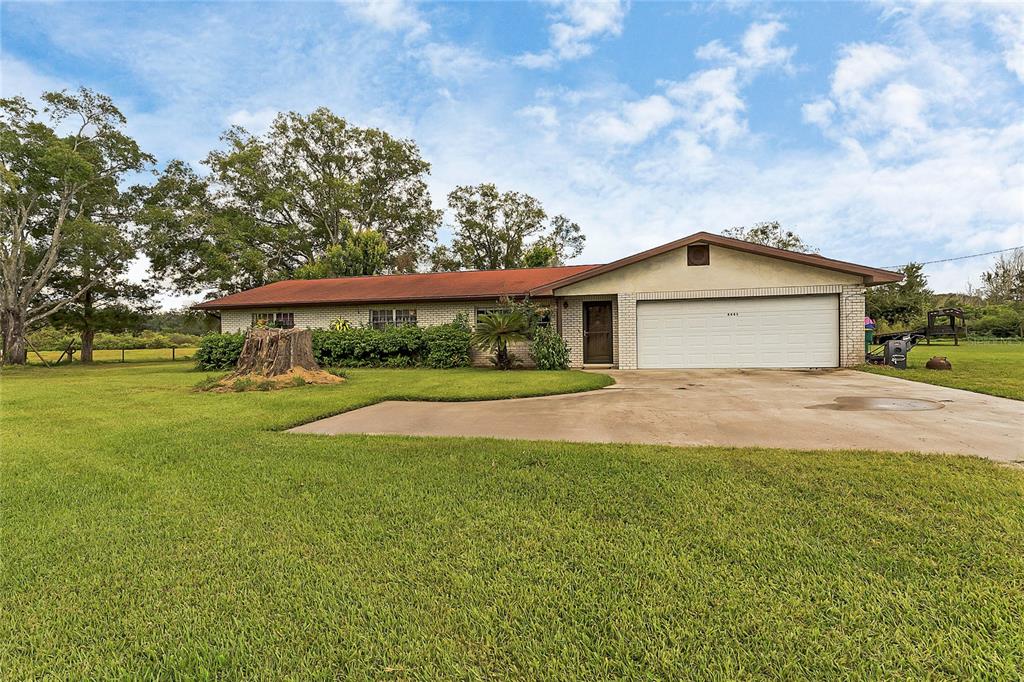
<box><xmin>2</xmin><ymin>363</ymin><xmax>1023</xmax><ymax>679</ymax></box>
<box><xmin>859</xmin><ymin>341</ymin><xmax>1024</xmax><ymax>400</ymax></box>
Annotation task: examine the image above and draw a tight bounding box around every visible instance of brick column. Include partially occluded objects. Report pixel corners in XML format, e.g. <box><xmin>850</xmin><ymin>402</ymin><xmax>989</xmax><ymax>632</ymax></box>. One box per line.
<box><xmin>562</xmin><ymin>299</ymin><xmax>584</xmax><ymax>368</ymax></box>
<box><xmin>617</xmin><ymin>292</ymin><xmax>638</xmax><ymax>369</ymax></box>
<box><xmin>839</xmin><ymin>285</ymin><xmax>866</xmax><ymax>367</ymax></box>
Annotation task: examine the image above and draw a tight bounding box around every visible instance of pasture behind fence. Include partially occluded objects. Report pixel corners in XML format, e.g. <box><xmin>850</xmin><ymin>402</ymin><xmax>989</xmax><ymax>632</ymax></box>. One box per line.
<box><xmin>26</xmin><ymin>347</ymin><xmax>199</xmax><ymax>366</ymax></box>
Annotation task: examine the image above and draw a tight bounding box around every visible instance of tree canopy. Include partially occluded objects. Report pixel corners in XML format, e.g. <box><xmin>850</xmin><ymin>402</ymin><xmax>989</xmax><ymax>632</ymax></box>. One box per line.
<box><xmin>865</xmin><ymin>262</ymin><xmax>933</xmax><ymax>326</ymax></box>
<box><xmin>722</xmin><ymin>221</ymin><xmax>818</xmax><ymax>254</ymax></box>
<box><xmin>979</xmin><ymin>249</ymin><xmax>1024</xmax><ymax>303</ymax></box>
<box><xmin>140</xmin><ymin>109</ymin><xmax>441</xmax><ymax>295</ymax></box>
<box><xmin>0</xmin><ymin>88</ymin><xmax>152</xmax><ymax>364</ymax></box>
<box><xmin>431</xmin><ymin>183</ymin><xmax>585</xmax><ymax>271</ymax></box>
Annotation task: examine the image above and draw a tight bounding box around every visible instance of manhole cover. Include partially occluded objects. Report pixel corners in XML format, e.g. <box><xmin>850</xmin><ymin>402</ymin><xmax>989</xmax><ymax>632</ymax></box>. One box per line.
<box><xmin>809</xmin><ymin>396</ymin><xmax>945</xmax><ymax>411</ymax></box>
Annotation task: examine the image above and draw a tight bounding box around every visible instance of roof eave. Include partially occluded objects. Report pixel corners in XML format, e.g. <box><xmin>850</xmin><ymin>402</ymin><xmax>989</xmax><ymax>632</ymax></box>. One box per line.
<box><xmin>532</xmin><ymin>231</ymin><xmax>903</xmax><ymax>294</ymax></box>
<box><xmin>192</xmin><ymin>291</ymin><xmax>555</xmax><ymax>310</ymax></box>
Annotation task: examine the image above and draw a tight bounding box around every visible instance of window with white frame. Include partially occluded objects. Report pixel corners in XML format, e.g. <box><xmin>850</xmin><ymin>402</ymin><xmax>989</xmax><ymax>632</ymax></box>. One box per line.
<box><xmin>369</xmin><ymin>309</ymin><xmax>417</xmax><ymax>329</ymax></box>
<box><xmin>251</xmin><ymin>312</ymin><xmax>295</xmax><ymax>329</ymax></box>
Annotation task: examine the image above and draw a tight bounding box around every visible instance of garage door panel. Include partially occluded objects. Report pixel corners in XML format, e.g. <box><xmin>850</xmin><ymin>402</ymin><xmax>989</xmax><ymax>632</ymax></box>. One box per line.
<box><xmin>637</xmin><ymin>295</ymin><xmax>839</xmax><ymax>369</ymax></box>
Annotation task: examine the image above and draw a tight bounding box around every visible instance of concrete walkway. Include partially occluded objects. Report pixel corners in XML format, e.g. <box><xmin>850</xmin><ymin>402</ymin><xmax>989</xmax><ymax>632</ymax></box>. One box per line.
<box><xmin>289</xmin><ymin>370</ymin><xmax>1024</xmax><ymax>464</ymax></box>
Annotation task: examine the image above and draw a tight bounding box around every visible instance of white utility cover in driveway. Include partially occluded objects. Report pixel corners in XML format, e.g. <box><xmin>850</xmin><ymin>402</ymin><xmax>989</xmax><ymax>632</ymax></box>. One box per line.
<box><xmin>637</xmin><ymin>295</ymin><xmax>839</xmax><ymax>368</ymax></box>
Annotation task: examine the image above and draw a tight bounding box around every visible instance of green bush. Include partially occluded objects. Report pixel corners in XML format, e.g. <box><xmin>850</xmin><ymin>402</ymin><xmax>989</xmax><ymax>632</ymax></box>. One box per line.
<box><xmin>968</xmin><ymin>306</ymin><xmax>1023</xmax><ymax>338</ymax></box>
<box><xmin>422</xmin><ymin>316</ymin><xmax>472</xmax><ymax>368</ymax></box>
<box><xmin>26</xmin><ymin>326</ymin><xmax>203</xmax><ymax>351</ymax></box>
<box><xmin>312</xmin><ymin>326</ymin><xmax>426</xmax><ymax>367</ymax></box>
<box><xmin>26</xmin><ymin>326</ymin><xmax>77</xmax><ymax>351</ymax></box>
<box><xmin>195</xmin><ymin>333</ymin><xmax>246</xmax><ymax>370</ymax></box>
<box><xmin>529</xmin><ymin>325</ymin><xmax>571</xmax><ymax>370</ymax></box>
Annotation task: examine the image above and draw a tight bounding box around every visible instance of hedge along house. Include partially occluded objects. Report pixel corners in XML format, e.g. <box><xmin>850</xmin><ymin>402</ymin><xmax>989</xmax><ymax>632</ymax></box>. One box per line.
<box><xmin>195</xmin><ymin>232</ymin><xmax>902</xmax><ymax>369</ymax></box>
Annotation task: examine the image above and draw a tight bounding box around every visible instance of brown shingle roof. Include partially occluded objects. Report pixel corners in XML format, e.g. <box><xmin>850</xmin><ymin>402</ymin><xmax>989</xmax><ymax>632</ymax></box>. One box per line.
<box><xmin>193</xmin><ymin>264</ymin><xmax>600</xmax><ymax>309</ymax></box>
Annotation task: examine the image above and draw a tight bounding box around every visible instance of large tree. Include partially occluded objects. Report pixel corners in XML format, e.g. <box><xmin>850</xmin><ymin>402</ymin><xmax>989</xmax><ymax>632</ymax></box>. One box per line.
<box><xmin>431</xmin><ymin>183</ymin><xmax>585</xmax><ymax>271</ymax></box>
<box><xmin>722</xmin><ymin>221</ymin><xmax>818</xmax><ymax>254</ymax></box>
<box><xmin>45</xmin><ymin>209</ymin><xmax>154</xmax><ymax>362</ymax></box>
<box><xmin>866</xmin><ymin>262</ymin><xmax>932</xmax><ymax>326</ymax></box>
<box><xmin>140</xmin><ymin>109</ymin><xmax>441</xmax><ymax>296</ymax></box>
<box><xmin>0</xmin><ymin>89</ymin><xmax>151</xmax><ymax>364</ymax></box>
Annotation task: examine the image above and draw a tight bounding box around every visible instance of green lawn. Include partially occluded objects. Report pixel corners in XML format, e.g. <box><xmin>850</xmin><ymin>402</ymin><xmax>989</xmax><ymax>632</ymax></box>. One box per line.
<box><xmin>2</xmin><ymin>363</ymin><xmax>1023</xmax><ymax>678</ymax></box>
<box><xmin>859</xmin><ymin>341</ymin><xmax>1024</xmax><ymax>400</ymax></box>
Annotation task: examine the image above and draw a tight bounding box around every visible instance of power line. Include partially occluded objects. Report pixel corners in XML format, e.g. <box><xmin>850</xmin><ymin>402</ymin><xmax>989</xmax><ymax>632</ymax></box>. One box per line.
<box><xmin>884</xmin><ymin>245</ymin><xmax>1023</xmax><ymax>270</ymax></box>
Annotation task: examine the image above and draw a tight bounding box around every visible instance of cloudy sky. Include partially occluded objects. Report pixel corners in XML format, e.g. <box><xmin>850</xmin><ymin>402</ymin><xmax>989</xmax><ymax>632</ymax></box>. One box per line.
<box><xmin>2</xmin><ymin>0</ymin><xmax>1022</xmax><ymax>305</ymax></box>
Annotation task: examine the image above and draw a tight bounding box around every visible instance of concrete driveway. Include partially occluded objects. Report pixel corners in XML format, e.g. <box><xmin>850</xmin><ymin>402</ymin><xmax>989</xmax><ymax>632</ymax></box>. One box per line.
<box><xmin>290</xmin><ymin>370</ymin><xmax>1024</xmax><ymax>464</ymax></box>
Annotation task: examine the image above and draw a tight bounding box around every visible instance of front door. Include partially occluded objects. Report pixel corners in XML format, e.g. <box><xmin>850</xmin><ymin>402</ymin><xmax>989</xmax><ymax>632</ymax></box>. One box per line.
<box><xmin>583</xmin><ymin>302</ymin><xmax>613</xmax><ymax>364</ymax></box>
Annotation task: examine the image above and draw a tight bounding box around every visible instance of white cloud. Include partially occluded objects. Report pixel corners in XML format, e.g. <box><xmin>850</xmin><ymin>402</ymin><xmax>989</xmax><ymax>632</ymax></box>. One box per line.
<box><xmin>226</xmin><ymin>107</ymin><xmax>277</xmax><ymax>132</ymax></box>
<box><xmin>0</xmin><ymin>55</ymin><xmax>68</xmax><ymax>100</ymax></box>
<box><xmin>518</xmin><ymin>104</ymin><xmax>559</xmax><ymax>129</ymax></box>
<box><xmin>665</xmin><ymin>67</ymin><xmax>746</xmax><ymax>145</ymax></box>
<box><xmin>802</xmin><ymin>98</ymin><xmax>835</xmax><ymax>127</ymax></box>
<box><xmin>875</xmin><ymin>82</ymin><xmax>927</xmax><ymax>132</ymax></box>
<box><xmin>345</xmin><ymin>0</ymin><xmax>429</xmax><ymax>38</ymax></box>
<box><xmin>585</xmin><ymin>94</ymin><xmax>675</xmax><ymax>144</ymax></box>
<box><xmin>419</xmin><ymin>42</ymin><xmax>494</xmax><ymax>82</ymax></box>
<box><xmin>991</xmin><ymin>11</ymin><xmax>1024</xmax><ymax>81</ymax></box>
<box><xmin>830</xmin><ymin>43</ymin><xmax>905</xmax><ymax>99</ymax></box>
<box><xmin>517</xmin><ymin>0</ymin><xmax>627</xmax><ymax>69</ymax></box>
<box><xmin>579</xmin><ymin>21</ymin><xmax>793</xmax><ymax>148</ymax></box>
<box><xmin>697</xmin><ymin>20</ymin><xmax>796</xmax><ymax>73</ymax></box>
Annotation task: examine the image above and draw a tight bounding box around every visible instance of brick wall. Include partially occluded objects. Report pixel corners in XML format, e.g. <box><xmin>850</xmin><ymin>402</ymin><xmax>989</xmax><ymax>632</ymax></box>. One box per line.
<box><xmin>839</xmin><ymin>284</ymin><xmax>866</xmax><ymax>368</ymax></box>
<box><xmin>219</xmin><ymin>300</ymin><xmax>542</xmax><ymax>367</ymax></box>
<box><xmin>617</xmin><ymin>292</ymin><xmax>638</xmax><ymax>369</ymax></box>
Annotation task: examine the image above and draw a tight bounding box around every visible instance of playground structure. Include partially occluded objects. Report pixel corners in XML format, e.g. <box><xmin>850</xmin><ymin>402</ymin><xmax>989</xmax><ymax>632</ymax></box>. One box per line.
<box><xmin>866</xmin><ymin>308</ymin><xmax>966</xmax><ymax>367</ymax></box>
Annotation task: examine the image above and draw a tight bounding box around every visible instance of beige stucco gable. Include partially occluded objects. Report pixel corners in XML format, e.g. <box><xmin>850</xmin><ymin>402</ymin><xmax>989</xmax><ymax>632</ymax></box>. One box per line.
<box><xmin>553</xmin><ymin>244</ymin><xmax>864</xmax><ymax>296</ymax></box>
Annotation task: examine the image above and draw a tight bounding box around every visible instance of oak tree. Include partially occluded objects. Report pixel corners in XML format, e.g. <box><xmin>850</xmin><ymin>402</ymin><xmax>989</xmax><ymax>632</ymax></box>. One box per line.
<box><xmin>432</xmin><ymin>183</ymin><xmax>584</xmax><ymax>271</ymax></box>
<box><xmin>0</xmin><ymin>89</ymin><xmax>151</xmax><ymax>364</ymax></box>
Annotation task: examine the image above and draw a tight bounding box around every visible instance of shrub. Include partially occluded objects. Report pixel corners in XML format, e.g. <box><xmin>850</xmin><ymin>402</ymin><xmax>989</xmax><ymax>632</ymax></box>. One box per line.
<box><xmin>232</xmin><ymin>378</ymin><xmax>256</xmax><ymax>392</ymax></box>
<box><xmin>529</xmin><ymin>325</ymin><xmax>570</xmax><ymax>370</ymax></box>
<box><xmin>968</xmin><ymin>306</ymin><xmax>1023</xmax><ymax>338</ymax></box>
<box><xmin>193</xmin><ymin>374</ymin><xmax>224</xmax><ymax>391</ymax></box>
<box><xmin>27</xmin><ymin>327</ymin><xmax>203</xmax><ymax>352</ymax></box>
<box><xmin>27</xmin><ymin>326</ymin><xmax>77</xmax><ymax>351</ymax></box>
<box><xmin>312</xmin><ymin>326</ymin><xmax>426</xmax><ymax>367</ymax></box>
<box><xmin>195</xmin><ymin>333</ymin><xmax>246</xmax><ymax>370</ymax></box>
<box><xmin>472</xmin><ymin>311</ymin><xmax>528</xmax><ymax>370</ymax></box>
<box><xmin>423</xmin><ymin>315</ymin><xmax>472</xmax><ymax>368</ymax></box>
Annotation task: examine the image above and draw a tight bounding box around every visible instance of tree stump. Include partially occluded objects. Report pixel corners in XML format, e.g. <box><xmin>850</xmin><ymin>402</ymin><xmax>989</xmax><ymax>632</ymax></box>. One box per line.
<box><xmin>230</xmin><ymin>328</ymin><xmax>320</xmax><ymax>378</ymax></box>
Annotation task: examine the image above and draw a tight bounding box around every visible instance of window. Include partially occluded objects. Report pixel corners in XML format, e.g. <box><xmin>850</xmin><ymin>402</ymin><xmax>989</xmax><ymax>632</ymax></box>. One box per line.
<box><xmin>370</xmin><ymin>309</ymin><xmax>417</xmax><ymax>329</ymax></box>
<box><xmin>475</xmin><ymin>308</ymin><xmax>501</xmax><ymax>324</ymax></box>
<box><xmin>476</xmin><ymin>307</ymin><xmax>551</xmax><ymax>327</ymax></box>
<box><xmin>251</xmin><ymin>312</ymin><xmax>295</xmax><ymax>329</ymax></box>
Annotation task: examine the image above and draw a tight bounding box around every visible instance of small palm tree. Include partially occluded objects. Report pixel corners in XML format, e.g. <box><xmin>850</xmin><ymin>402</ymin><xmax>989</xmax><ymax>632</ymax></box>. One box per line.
<box><xmin>472</xmin><ymin>311</ymin><xmax>528</xmax><ymax>370</ymax></box>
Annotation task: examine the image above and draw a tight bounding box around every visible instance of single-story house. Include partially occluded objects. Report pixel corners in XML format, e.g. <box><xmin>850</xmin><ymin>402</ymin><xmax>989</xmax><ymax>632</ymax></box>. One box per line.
<box><xmin>195</xmin><ymin>231</ymin><xmax>902</xmax><ymax>369</ymax></box>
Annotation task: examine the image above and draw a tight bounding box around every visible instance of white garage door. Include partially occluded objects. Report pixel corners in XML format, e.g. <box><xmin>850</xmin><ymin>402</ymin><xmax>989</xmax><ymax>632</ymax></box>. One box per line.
<box><xmin>637</xmin><ymin>295</ymin><xmax>839</xmax><ymax>369</ymax></box>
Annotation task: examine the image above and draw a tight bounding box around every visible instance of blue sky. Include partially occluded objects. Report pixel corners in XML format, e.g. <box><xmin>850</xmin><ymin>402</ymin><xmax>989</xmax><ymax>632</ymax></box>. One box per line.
<box><xmin>3</xmin><ymin>0</ymin><xmax>1023</xmax><ymax>304</ymax></box>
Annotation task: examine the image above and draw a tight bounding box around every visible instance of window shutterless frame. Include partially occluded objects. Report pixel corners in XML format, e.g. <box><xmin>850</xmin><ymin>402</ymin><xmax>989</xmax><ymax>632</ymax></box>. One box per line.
<box><xmin>370</xmin><ymin>309</ymin><xmax>417</xmax><ymax>329</ymax></box>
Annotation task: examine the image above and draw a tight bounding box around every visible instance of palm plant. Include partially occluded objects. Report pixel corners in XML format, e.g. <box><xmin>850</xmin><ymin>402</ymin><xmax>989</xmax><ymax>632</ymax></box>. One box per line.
<box><xmin>472</xmin><ymin>311</ymin><xmax>529</xmax><ymax>370</ymax></box>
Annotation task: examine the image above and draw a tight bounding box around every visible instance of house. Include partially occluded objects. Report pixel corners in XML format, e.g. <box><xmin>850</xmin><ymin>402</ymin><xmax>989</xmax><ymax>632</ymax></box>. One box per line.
<box><xmin>194</xmin><ymin>231</ymin><xmax>902</xmax><ymax>369</ymax></box>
